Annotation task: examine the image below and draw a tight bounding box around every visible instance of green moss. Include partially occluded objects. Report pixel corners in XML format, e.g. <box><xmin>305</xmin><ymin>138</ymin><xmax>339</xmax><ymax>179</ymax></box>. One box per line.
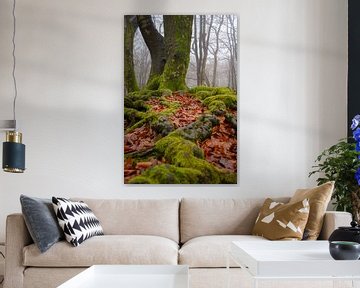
<box><xmin>139</xmin><ymin>133</ymin><xmax>236</xmax><ymax>184</ymax></box>
<box><xmin>213</xmin><ymin>87</ymin><xmax>235</xmax><ymax>95</ymax></box>
<box><xmin>208</xmin><ymin>100</ymin><xmax>227</xmax><ymax>115</ymax></box>
<box><xmin>146</xmin><ymin>75</ymin><xmax>161</xmax><ymax>90</ymax></box>
<box><xmin>128</xmin><ymin>176</ymin><xmax>155</xmax><ymax>184</ymax></box>
<box><xmin>159</xmin><ymin>16</ymin><xmax>193</xmax><ymax>91</ymax></box>
<box><xmin>150</xmin><ymin>116</ymin><xmax>175</xmax><ymax>136</ymax></box>
<box><xmin>124</xmin><ymin>17</ymin><xmax>139</xmax><ymax>93</ymax></box>
<box><xmin>194</xmin><ymin>91</ymin><xmax>212</xmax><ymax>100</ymax></box>
<box><xmin>126</xmin><ymin>113</ymin><xmax>158</xmax><ymax>133</ymax></box>
<box><xmin>154</xmin><ymin>135</ymin><xmax>223</xmax><ymax>183</ymax></box>
<box><xmin>170</xmin><ymin>115</ymin><xmax>219</xmax><ymax>141</ymax></box>
<box><xmin>125</xmin><ymin>92</ymin><xmax>151</xmax><ymax>108</ymax></box>
<box><xmin>188</xmin><ymin>86</ymin><xmax>214</xmax><ymax>93</ymax></box>
<box><xmin>146</xmin><ymin>89</ymin><xmax>173</xmax><ymax>97</ymax></box>
<box><xmin>133</xmin><ymin>100</ymin><xmax>149</xmax><ymax>111</ymax></box>
<box><xmin>159</xmin><ymin>89</ymin><xmax>172</xmax><ymax>97</ymax></box>
<box><xmin>225</xmin><ymin>113</ymin><xmax>237</xmax><ymax>131</ymax></box>
<box><xmin>124</xmin><ymin>108</ymin><xmax>147</xmax><ymax>127</ymax></box>
<box><xmin>203</xmin><ymin>94</ymin><xmax>237</xmax><ymax>109</ymax></box>
<box><xmin>129</xmin><ymin>164</ymin><xmax>203</xmax><ymax>184</ymax></box>
<box><xmin>155</xmin><ymin>135</ymin><xmax>203</xmax><ymax>157</ymax></box>
<box><xmin>220</xmin><ymin>172</ymin><xmax>237</xmax><ymax>184</ymax></box>
<box><xmin>189</xmin><ymin>86</ymin><xmax>235</xmax><ymax>96</ymax></box>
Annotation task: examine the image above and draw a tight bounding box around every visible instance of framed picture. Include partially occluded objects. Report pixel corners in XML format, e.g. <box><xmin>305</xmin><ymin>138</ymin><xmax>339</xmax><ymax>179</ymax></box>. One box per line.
<box><xmin>124</xmin><ymin>15</ymin><xmax>237</xmax><ymax>184</ymax></box>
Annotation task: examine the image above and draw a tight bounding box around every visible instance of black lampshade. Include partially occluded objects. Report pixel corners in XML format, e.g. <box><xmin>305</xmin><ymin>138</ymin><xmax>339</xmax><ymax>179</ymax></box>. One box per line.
<box><xmin>2</xmin><ymin>131</ymin><xmax>25</xmax><ymax>173</ymax></box>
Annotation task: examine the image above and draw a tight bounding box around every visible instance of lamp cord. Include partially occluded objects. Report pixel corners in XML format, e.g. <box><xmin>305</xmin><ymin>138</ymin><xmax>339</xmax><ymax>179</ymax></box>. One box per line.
<box><xmin>12</xmin><ymin>0</ymin><xmax>18</xmax><ymax>130</ymax></box>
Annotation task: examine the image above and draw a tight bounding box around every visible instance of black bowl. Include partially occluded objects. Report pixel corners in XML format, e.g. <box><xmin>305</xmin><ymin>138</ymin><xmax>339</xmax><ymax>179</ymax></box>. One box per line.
<box><xmin>329</xmin><ymin>241</ymin><xmax>360</xmax><ymax>260</ymax></box>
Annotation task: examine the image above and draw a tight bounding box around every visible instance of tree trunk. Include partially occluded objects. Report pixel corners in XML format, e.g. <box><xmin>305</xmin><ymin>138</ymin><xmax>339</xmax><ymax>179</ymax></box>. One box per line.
<box><xmin>212</xmin><ymin>16</ymin><xmax>224</xmax><ymax>87</ymax></box>
<box><xmin>199</xmin><ymin>15</ymin><xmax>213</xmax><ymax>86</ymax></box>
<box><xmin>137</xmin><ymin>15</ymin><xmax>166</xmax><ymax>88</ymax></box>
<box><xmin>124</xmin><ymin>15</ymin><xmax>139</xmax><ymax>93</ymax></box>
<box><xmin>192</xmin><ymin>16</ymin><xmax>201</xmax><ymax>86</ymax></box>
<box><xmin>159</xmin><ymin>15</ymin><xmax>193</xmax><ymax>91</ymax></box>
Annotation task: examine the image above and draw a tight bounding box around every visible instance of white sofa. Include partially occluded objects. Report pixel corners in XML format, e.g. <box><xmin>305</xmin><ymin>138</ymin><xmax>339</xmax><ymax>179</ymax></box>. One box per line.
<box><xmin>4</xmin><ymin>198</ymin><xmax>352</xmax><ymax>288</ymax></box>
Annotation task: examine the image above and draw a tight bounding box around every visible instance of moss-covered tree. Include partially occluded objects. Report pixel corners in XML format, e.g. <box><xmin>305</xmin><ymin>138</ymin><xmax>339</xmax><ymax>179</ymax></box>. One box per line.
<box><xmin>137</xmin><ymin>15</ymin><xmax>166</xmax><ymax>89</ymax></box>
<box><xmin>159</xmin><ymin>15</ymin><xmax>193</xmax><ymax>91</ymax></box>
<box><xmin>124</xmin><ymin>15</ymin><xmax>139</xmax><ymax>93</ymax></box>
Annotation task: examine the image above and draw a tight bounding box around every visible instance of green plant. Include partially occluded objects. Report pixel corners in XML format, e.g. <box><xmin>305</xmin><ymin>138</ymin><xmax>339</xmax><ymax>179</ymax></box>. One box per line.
<box><xmin>310</xmin><ymin>115</ymin><xmax>360</xmax><ymax>222</ymax></box>
<box><xmin>309</xmin><ymin>140</ymin><xmax>360</xmax><ymax>212</ymax></box>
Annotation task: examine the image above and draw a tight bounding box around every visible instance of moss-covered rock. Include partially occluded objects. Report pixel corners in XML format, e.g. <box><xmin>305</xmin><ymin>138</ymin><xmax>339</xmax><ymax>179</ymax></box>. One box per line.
<box><xmin>133</xmin><ymin>100</ymin><xmax>149</xmax><ymax>112</ymax></box>
<box><xmin>189</xmin><ymin>86</ymin><xmax>236</xmax><ymax>96</ymax></box>
<box><xmin>220</xmin><ymin>172</ymin><xmax>237</xmax><ymax>184</ymax></box>
<box><xmin>195</xmin><ymin>91</ymin><xmax>212</xmax><ymax>100</ymax></box>
<box><xmin>155</xmin><ymin>135</ymin><xmax>221</xmax><ymax>183</ymax></box>
<box><xmin>128</xmin><ymin>164</ymin><xmax>203</xmax><ymax>184</ymax></box>
<box><xmin>225</xmin><ymin>113</ymin><xmax>237</xmax><ymax>131</ymax></box>
<box><xmin>208</xmin><ymin>100</ymin><xmax>227</xmax><ymax>115</ymax></box>
<box><xmin>150</xmin><ymin>116</ymin><xmax>175</xmax><ymax>136</ymax></box>
<box><xmin>126</xmin><ymin>113</ymin><xmax>158</xmax><ymax>133</ymax></box>
<box><xmin>169</xmin><ymin>115</ymin><xmax>219</xmax><ymax>142</ymax></box>
<box><xmin>156</xmin><ymin>135</ymin><xmax>203</xmax><ymax>158</ymax></box>
<box><xmin>213</xmin><ymin>87</ymin><xmax>235</xmax><ymax>95</ymax></box>
<box><xmin>124</xmin><ymin>108</ymin><xmax>147</xmax><ymax>127</ymax></box>
<box><xmin>188</xmin><ymin>86</ymin><xmax>214</xmax><ymax>93</ymax></box>
<box><xmin>203</xmin><ymin>94</ymin><xmax>237</xmax><ymax>109</ymax></box>
<box><xmin>124</xmin><ymin>92</ymin><xmax>151</xmax><ymax>109</ymax></box>
<box><xmin>128</xmin><ymin>175</ymin><xmax>155</xmax><ymax>184</ymax></box>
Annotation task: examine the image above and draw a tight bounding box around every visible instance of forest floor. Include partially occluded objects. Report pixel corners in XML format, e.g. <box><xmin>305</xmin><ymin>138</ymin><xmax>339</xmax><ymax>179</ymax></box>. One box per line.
<box><xmin>124</xmin><ymin>89</ymin><xmax>237</xmax><ymax>184</ymax></box>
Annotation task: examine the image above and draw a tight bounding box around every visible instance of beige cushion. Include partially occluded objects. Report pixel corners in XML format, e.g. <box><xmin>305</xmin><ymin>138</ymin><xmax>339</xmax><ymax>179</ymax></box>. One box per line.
<box><xmin>180</xmin><ymin>198</ymin><xmax>289</xmax><ymax>243</ymax></box>
<box><xmin>179</xmin><ymin>235</ymin><xmax>267</xmax><ymax>267</ymax></box>
<box><xmin>72</xmin><ymin>198</ymin><xmax>179</xmax><ymax>243</ymax></box>
<box><xmin>252</xmin><ymin>198</ymin><xmax>310</xmax><ymax>240</ymax></box>
<box><xmin>289</xmin><ymin>181</ymin><xmax>334</xmax><ymax>240</ymax></box>
<box><xmin>23</xmin><ymin>235</ymin><xmax>178</xmax><ymax>267</ymax></box>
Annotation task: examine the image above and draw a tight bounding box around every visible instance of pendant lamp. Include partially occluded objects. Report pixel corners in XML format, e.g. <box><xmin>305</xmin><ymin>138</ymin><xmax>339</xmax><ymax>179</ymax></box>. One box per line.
<box><xmin>1</xmin><ymin>0</ymin><xmax>26</xmax><ymax>173</ymax></box>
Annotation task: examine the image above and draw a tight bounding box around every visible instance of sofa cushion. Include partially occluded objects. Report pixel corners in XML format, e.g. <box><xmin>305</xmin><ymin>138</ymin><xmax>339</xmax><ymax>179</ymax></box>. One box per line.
<box><xmin>180</xmin><ymin>198</ymin><xmax>289</xmax><ymax>243</ymax></box>
<box><xmin>72</xmin><ymin>198</ymin><xmax>179</xmax><ymax>243</ymax></box>
<box><xmin>252</xmin><ymin>198</ymin><xmax>310</xmax><ymax>240</ymax></box>
<box><xmin>23</xmin><ymin>235</ymin><xmax>178</xmax><ymax>267</ymax></box>
<box><xmin>20</xmin><ymin>195</ymin><xmax>64</xmax><ymax>253</ymax></box>
<box><xmin>179</xmin><ymin>235</ymin><xmax>267</xmax><ymax>268</ymax></box>
<box><xmin>290</xmin><ymin>181</ymin><xmax>334</xmax><ymax>240</ymax></box>
<box><xmin>52</xmin><ymin>197</ymin><xmax>104</xmax><ymax>247</ymax></box>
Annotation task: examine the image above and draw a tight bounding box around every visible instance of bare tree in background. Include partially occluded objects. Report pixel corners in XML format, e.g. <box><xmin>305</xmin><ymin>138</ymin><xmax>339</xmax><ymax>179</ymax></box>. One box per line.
<box><xmin>131</xmin><ymin>15</ymin><xmax>237</xmax><ymax>90</ymax></box>
<box><xmin>224</xmin><ymin>15</ymin><xmax>237</xmax><ymax>90</ymax></box>
<box><xmin>133</xmin><ymin>30</ymin><xmax>151</xmax><ymax>88</ymax></box>
<box><xmin>208</xmin><ymin>15</ymin><xmax>224</xmax><ymax>87</ymax></box>
<box><xmin>192</xmin><ymin>15</ymin><xmax>213</xmax><ymax>86</ymax></box>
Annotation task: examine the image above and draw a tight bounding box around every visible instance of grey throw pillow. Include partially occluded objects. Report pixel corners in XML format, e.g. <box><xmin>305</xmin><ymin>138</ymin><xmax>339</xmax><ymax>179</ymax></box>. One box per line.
<box><xmin>20</xmin><ymin>195</ymin><xmax>64</xmax><ymax>253</ymax></box>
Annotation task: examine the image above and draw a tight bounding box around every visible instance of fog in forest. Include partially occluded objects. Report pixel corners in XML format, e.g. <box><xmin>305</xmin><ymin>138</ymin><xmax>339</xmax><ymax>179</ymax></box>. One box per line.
<box><xmin>133</xmin><ymin>15</ymin><xmax>237</xmax><ymax>90</ymax></box>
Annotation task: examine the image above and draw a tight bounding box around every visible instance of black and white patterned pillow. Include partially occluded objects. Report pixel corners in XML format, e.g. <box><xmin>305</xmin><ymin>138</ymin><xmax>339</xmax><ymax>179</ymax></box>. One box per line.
<box><xmin>52</xmin><ymin>197</ymin><xmax>104</xmax><ymax>247</ymax></box>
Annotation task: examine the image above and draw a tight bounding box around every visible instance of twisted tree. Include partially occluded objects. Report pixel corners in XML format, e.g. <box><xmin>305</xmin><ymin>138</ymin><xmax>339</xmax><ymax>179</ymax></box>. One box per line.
<box><xmin>125</xmin><ymin>15</ymin><xmax>193</xmax><ymax>92</ymax></box>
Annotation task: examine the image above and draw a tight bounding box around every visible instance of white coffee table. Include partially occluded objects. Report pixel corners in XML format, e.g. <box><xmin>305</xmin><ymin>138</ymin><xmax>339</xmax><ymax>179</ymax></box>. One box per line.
<box><xmin>58</xmin><ymin>265</ymin><xmax>189</xmax><ymax>288</ymax></box>
<box><xmin>228</xmin><ymin>241</ymin><xmax>360</xmax><ymax>288</ymax></box>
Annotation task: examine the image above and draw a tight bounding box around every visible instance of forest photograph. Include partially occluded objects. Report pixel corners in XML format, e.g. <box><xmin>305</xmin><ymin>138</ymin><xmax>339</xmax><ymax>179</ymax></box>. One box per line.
<box><xmin>124</xmin><ymin>15</ymin><xmax>238</xmax><ymax>184</ymax></box>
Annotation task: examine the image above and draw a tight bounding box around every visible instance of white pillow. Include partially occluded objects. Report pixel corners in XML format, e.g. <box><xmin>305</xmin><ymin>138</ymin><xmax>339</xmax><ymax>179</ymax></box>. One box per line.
<box><xmin>52</xmin><ymin>197</ymin><xmax>103</xmax><ymax>247</ymax></box>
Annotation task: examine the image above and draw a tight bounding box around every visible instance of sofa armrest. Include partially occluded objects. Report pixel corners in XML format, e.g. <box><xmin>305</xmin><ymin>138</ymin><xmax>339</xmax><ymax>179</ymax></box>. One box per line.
<box><xmin>4</xmin><ymin>213</ymin><xmax>32</xmax><ymax>288</ymax></box>
<box><xmin>318</xmin><ymin>211</ymin><xmax>352</xmax><ymax>240</ymax></box>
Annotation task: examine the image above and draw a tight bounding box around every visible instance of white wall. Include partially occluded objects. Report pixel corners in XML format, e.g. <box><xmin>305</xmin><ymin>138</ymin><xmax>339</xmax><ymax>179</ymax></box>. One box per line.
<box><xmin>0</xmin><ymin>0</ymin><xmax>347</xmax><ymax>242</ymax></box>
